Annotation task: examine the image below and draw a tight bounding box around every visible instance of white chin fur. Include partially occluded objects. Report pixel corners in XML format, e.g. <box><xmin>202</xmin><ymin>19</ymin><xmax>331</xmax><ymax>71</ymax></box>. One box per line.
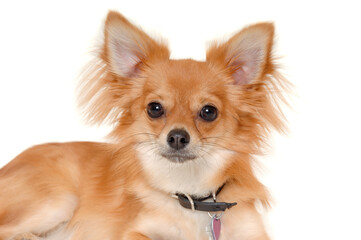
<box><xmin>136</xmin><ymin>144</ymin><xmax>234</xmax><ymax>196</ymax></box>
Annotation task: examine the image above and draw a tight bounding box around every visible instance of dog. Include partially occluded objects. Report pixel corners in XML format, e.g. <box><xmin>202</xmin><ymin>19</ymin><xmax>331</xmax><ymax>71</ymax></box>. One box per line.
<box><xmin>0</xmin><ymin>10</ymin><xmax>288</xmax><ymax>240</ymax></box>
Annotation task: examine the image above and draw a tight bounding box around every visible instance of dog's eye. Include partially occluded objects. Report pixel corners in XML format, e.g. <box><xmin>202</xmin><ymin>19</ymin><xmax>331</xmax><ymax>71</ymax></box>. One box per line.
<box><xmin>200</xmin><ymin>105</ymin><xmax>218</xmax><ymax>122</ymax></box>
<box><xmin>147</xmin><ymin>102</ymin><xmax>164</xmax><ymax>118</ymax></box>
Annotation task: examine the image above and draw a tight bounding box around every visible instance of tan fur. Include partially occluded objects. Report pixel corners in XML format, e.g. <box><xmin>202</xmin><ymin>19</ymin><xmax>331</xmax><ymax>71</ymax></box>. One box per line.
<box><xmin>0</xmin><ymin>11</ymin><xmax>289</xmax><ymax>240</ymax></box>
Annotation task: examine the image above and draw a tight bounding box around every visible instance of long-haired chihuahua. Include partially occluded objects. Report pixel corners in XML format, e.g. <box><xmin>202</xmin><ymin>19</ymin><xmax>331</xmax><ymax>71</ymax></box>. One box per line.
<box><xmin>0</xmin><ymin>11</ymin><xmax>288</xmax><ymax>240</ymax></box>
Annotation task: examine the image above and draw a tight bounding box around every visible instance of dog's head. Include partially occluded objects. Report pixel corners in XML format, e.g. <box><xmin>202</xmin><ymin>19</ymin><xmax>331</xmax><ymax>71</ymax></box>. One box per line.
<box><xmin>79</xmin><ymin>11</ymin><xmax>287</xmax><ymax>195</ymax></box>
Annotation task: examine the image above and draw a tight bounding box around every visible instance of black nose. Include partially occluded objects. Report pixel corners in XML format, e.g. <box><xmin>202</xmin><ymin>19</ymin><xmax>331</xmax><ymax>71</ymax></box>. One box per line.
<box><xmin>167</xmin><ymin>129</ymin><xmax>190</xmax><ymax>150</ymax></box>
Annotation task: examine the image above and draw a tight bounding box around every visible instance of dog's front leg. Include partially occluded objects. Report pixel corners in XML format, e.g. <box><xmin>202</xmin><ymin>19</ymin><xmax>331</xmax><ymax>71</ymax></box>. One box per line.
<box><xmin>220</xmin><ymin>203</ymin><xmax>270</xmax><ymax>240</ymax></box>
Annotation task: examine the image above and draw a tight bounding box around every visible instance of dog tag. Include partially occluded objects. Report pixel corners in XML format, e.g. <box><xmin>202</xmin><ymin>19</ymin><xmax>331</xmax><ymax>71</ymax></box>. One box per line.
<box><xmin>211</xmin><ymin>215</ymin><xmax>221</xmax><ymax>240</ymax></box>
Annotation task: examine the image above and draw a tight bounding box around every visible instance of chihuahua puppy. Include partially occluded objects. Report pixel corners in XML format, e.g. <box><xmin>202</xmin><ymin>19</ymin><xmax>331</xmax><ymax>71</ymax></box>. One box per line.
<box><xmin>0</xmin><ymin>11</ymin><xmax>288</xmax><ymax>240</ymax></box>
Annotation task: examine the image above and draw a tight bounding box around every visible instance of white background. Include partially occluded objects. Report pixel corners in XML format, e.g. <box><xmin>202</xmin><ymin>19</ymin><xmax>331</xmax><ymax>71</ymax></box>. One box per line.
<box><xmin>0</xmin><ymin>1</ymin><xmax>360</xmax><ymax>239</ymax></box>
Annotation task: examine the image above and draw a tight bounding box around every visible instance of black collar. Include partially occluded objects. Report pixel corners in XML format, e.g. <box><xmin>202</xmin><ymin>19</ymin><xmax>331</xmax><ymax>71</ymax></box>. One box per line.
<box><xmin>175</xmin><ymin>184</ymin><xmax>237</xmax><ymax>212</ymax></box>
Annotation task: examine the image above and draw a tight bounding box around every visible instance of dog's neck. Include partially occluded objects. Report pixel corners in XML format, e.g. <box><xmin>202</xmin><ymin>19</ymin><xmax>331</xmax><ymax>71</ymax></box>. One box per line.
<box><xmin>173</xmin><ymin>183</ymin><xmax>238</xmax><ymax>213</ymax></box>
<box><xmin>175</xmin><ymin>183</ymin><xmax>225</xmax><ymax>202</ymax></box>
<box><xmin>136</xmin><ymin>146</ymin><xmax>233</xmax><ymax>197</ymax></box>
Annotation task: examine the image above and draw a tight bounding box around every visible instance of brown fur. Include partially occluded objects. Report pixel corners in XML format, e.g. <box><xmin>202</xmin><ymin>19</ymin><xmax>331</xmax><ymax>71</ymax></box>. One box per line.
<box><xmin>0</xmin><ymin>10</ymin><xmax>289</xmax><ymax>240</ymax></box>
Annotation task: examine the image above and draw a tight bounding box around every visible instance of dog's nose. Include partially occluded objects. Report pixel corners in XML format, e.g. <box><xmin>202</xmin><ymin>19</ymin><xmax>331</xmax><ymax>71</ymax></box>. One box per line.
<box><xmin>167</xmin><ymin>129</ymin><xmax>190</xmax><ymax>150</ymax></box>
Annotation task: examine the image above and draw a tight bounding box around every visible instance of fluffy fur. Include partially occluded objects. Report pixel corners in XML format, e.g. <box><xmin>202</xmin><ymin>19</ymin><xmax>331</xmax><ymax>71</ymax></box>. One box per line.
<box><xmin>0</xmin><ymin>11</ymin><xmax>289</xmax><ymax>240</ymax></box>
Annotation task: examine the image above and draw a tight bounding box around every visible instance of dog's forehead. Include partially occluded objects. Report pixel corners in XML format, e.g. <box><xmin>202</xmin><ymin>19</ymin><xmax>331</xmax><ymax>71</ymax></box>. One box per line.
<box><xmin>147</xmin><ymin>59</ymin><xmax>222</xmax><ymax>98</ymax></box>
<box><xmin>164</xmin><ymin>59</ymin><xmax>210</xmax><ymax>83</ymax></box>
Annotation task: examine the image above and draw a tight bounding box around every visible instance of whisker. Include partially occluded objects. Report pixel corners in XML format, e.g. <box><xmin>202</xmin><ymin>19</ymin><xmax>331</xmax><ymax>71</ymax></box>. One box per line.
<box><xmin>126</xmin><ymin>132</ymin><xmax>158</xmax><ymax>138</ymax></box>
<box><xmin>201</xmin><ymin>142</ymin><xmax>239</xmax><ymax>154</ymax></box>
<box><xmin>199</xmin><ymin>129</ymin><xmax>236</xmax><ymax>141</ymax></box>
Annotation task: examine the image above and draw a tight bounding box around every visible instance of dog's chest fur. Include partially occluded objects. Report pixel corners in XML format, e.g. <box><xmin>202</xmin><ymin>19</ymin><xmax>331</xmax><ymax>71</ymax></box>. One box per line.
<box><xmin>134</xmin><ymin>191</ymin><xmax>214</xmax><ymax>240</ymax></box>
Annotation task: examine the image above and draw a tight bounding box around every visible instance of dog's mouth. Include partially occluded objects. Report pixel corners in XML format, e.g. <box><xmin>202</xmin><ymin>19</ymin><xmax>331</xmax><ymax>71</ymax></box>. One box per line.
<box><xmin>160</xmin><ymin>149</ymin><xmax>197</xmax><ymax>163</ymax></box>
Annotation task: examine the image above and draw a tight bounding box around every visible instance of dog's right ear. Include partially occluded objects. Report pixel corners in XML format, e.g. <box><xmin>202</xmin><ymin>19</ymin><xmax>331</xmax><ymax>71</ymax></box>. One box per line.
<box><xmin>79</xmin><ymin>11</ymin><xmax>169</xmax><ymax>126</ymax></box>
<box><xmin>103</xmin><ymin>11</ymin><xmax>169</xmax><ymax>78</ymax></box>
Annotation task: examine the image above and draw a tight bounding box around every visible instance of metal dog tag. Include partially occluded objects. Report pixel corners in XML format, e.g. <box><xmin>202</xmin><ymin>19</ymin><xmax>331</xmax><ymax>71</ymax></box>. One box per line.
<box><xmin>211</xmin><ymin>215</ymin><xmax>221</xmax><ymax>240</ymax></box>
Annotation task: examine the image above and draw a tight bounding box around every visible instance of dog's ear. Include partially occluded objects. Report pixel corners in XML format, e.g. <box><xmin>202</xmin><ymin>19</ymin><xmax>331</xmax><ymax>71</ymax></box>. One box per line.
<box><xmin>78</xmin><ymin>11</ymin><xmax>169</xmax><ymax>126</ymax></box>
<box><xmin>103</xmin><ymin>11</ymin><xmax>169</xmax><ymax>78</ymax></box>
<box><xmin>206</xmin><ymin>23</ymin><xmax>274</xmax><ymax>85</ymax></box>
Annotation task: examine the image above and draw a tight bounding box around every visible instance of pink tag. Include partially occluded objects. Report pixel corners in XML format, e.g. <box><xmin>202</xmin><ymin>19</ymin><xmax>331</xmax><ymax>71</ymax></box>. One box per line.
<box><xmin>212</xmin><ymin>217</ymin><xmax>221</xmax><ymax>240</ymax></box>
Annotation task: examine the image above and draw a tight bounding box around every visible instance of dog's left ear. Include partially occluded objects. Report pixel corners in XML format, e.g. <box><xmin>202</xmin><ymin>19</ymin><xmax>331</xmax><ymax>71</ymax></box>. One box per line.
<box><xmin>206</xmin><ymin>23</ymin><xmax>274</xmax><ymax>85</ymax></box>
